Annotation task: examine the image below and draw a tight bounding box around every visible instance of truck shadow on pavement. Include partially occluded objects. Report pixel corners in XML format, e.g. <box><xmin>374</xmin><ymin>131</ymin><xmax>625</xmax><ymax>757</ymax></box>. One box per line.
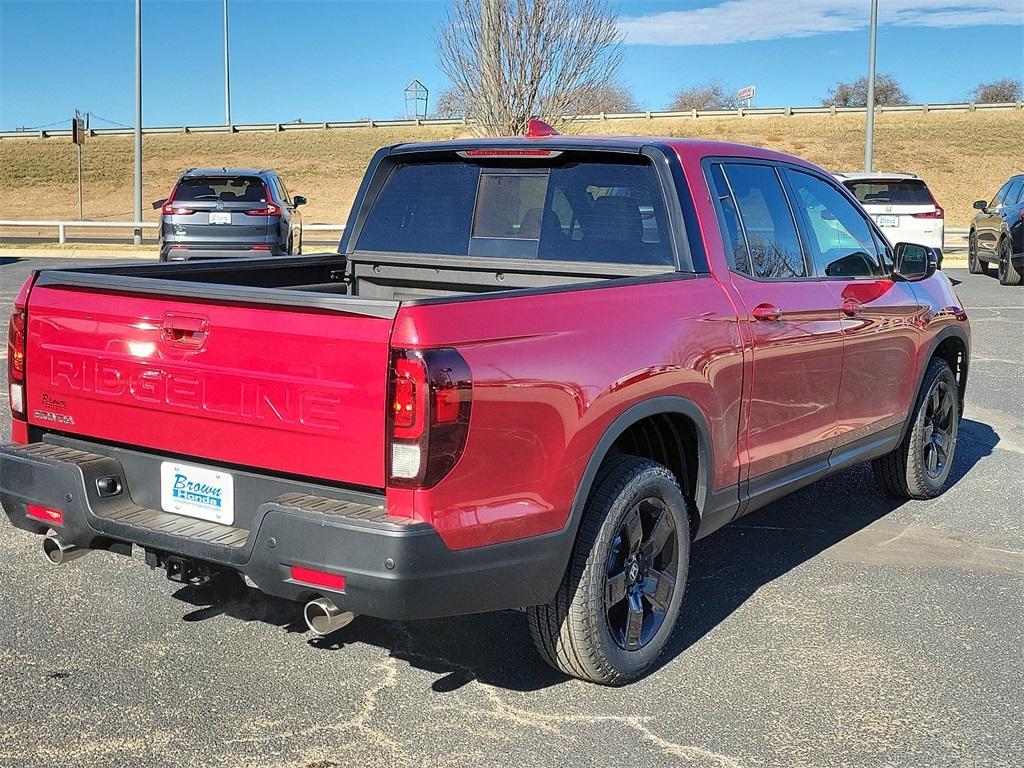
<box><xmin>170</xmin><ymin>418</ymin><xmax>998</xmax><ymax>693</ymax></box>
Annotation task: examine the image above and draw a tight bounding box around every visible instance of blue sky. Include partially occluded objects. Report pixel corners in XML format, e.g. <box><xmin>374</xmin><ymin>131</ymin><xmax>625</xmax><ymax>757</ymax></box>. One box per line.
<box><xmin>1</xmin><ymin>0</ymin><xmax>1022</xmax><ymax>131</ymax></box>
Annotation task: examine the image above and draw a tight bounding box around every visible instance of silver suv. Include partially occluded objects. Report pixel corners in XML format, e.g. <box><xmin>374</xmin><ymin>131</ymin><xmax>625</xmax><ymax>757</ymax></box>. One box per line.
<box><xmin>156</xmin><ymin>168</ymin><xmax>305</xmax><ymax>261</ymax></box>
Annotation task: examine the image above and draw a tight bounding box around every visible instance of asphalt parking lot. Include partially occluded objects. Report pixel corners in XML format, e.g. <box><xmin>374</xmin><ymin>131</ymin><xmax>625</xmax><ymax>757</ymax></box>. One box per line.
<box><xmin>0</xmin><ymin>256</ymin><xmax>1021</xmax><ymax>768</ymax></box>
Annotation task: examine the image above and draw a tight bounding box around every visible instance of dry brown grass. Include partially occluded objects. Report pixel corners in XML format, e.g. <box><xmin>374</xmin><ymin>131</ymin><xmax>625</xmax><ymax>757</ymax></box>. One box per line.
<box><xmin>1</xmin><ymin>110</ymin><xmax>1021</xmax><ymax>228</ymax></box>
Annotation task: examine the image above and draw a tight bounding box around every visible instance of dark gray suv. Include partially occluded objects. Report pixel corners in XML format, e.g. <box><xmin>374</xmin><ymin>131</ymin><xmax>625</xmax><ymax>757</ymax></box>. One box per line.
<box><xmin>156</xmin><ymin>168</ymin><xmax>305</xmax><ymax>261</ymax></box>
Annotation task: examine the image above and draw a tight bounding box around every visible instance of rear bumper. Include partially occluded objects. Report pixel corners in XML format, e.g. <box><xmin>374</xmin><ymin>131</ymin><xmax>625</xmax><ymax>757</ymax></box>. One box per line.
<box><xmin>159</xmin><ymin>244</ymin><xmax>286</xmax><ymax>261</ymax></box>
<box><xmin>0</xmin><ymin>439</ymin><xmax>566</xmax><ymax>620</ymax></box>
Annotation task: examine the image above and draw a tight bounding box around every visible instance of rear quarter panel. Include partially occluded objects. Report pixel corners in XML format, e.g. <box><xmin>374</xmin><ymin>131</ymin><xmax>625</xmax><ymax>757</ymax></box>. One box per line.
<box><xmin>389</xmin><ymin>277</ymin><xmax>744</xmax><ymax>549</ymax></box>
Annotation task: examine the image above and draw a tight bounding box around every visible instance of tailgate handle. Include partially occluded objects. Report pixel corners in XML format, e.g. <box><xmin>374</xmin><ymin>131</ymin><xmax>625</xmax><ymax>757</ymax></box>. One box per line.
<box><xmin>161</xmin><ymin>313</ymin><xmax>209</xmax><ymax>347</ymax></box>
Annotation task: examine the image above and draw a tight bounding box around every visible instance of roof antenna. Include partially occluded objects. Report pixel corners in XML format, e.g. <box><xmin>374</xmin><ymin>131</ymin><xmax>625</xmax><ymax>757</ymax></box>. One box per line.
<box><xmin>525</xmin><ymin>119</ymin><xmax>559</xmax><ymax>138</ymax></box>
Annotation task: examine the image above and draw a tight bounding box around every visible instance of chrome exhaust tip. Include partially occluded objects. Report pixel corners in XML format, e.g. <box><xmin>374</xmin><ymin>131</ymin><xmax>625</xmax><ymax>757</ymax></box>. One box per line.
<box><xmin>303</xmin><ymin>597</ymin><xmax>356</xmax><ymax>637</ymax></box>
<box><xmin>42</xmin><ymin>534</ymin><xmax>90</xmax><ymax>565</ymax></box>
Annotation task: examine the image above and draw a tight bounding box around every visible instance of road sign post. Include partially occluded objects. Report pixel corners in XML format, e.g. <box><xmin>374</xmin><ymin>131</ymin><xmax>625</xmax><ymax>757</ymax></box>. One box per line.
<box><xmin>864</xmin><ymin>0</ymin><xmax>879</xmax><ymax>171</ymax></box>
<box><xmin>72</xmin><ymin>111</ymin><xmax>87</xmax><ymax>219</ymax></box>
<box><xmin>736</xmin><ymin>85</ymin><xmax>756</xmax><ymax>108</ymax></box>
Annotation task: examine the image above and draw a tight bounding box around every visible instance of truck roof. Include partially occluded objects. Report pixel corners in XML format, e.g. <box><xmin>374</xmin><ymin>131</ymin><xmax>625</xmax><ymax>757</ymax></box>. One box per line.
<box><xmin>390</xmin><ymin>135</ymin><xmax>820</xmax><ymax>168</ymax></box>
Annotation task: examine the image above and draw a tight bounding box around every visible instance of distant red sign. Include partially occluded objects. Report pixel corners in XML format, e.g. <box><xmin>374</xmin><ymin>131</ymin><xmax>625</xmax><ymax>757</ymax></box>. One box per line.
<box><xmin>736</xmin><ymin>85</ymin><xmax>756</xmax><ymax>102</ymax></box>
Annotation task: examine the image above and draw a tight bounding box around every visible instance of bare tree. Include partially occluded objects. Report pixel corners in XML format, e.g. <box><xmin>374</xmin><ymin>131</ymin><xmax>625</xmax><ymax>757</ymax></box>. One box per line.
<box><xmin>970</xmin><ymin>79</ymin><xmax>1023</xmax><ymax>103</ymax></box>
<box><xmin>667</xmin><ymin>81</ymin><xmax>739</xmax><ymax>111</ymax></box>
<box><xmin>571</xmin><ymin>81</ymin><xmax>640</xmax><ymax>114</ymax></box>
<box><xmin>431</xmin><ymin>88</ymin><xmax>471</xmax><ymax>119</ymax></box>
<box><xmin>436</xmin><ymin>0</ymin><xmax>624</xmax><ymax>135</ymax></box>
<box><xmin>822</xmin><ymin>74</ymin><xmax>910</xmax><ymax>107</ymax></box>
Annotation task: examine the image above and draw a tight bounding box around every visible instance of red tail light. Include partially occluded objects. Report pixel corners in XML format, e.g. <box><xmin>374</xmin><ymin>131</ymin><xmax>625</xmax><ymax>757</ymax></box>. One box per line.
<box><xmin>160</xmin><ymin>183</ymin><xmax>194</xmax><ymax>215</ymax></box>
<box><xmin>8</xmin><ymin>308</ymin><xmax>25</xmax><ymax>383</ymax></box>
<box><xmin>162</xmin><ymin>204</ymin><xmax>195</xmax><ymax>215</ymax></box>
<box><xmin>912</xmin><ymin>205</ymin><xmax>944</xmax><ymax>219</ymax></box>
<box><xmin>388</xmin><ymin>348</ymin><xmax>472</xmax><ymax>488</ymax></box>
<box><xmin>244</xmin><ymin>186</ymin><xmax>282</xmax><ymax>216</ymax></box>
<box><xmin>251</xmin><ymin>245</ymin><xmax>270</xmax><ymax>251</ymax></box>
<box><xmin>8</xmin><ymin>276</ymin><xmax>33</xmax><ymax>420</ymax></box>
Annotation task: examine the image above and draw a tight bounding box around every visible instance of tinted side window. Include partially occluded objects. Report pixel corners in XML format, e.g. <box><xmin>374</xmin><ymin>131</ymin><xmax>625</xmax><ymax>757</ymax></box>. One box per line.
<box><xmin>787</xmin><ymin>170</ymin><xmax>883</xmax><ymax>277</ymax></box>
<box><xmin>707</xmin><ymin>163</ymin><xmax>750</xmax><ymax>274</ymax></box>
<box><xmin>1004</xmin><ymin>180</ymin><xmax>1024</xmax><ymax>206</ymax></box>
<box><xmin>723</xmin><ymin>163</ymin><xmax>806</xmax><ymax>279</ymax></box>
<box><xmin>991</xmin><ymin>182</ymin><xmax>1012</xmax><ymax>207</ymax></box>
<box><xmin>274</xmin><ymin>177</ymin><xmax>291</xmax><ymax>204</ymax></box>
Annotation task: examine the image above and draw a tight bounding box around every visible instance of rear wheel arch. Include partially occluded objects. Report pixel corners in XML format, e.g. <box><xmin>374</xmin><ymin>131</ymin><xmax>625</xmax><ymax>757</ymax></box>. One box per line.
<box><xmin>568</xmin><ymin>397</ymin><xmax>713</xmax><ymax>543</ymax></box>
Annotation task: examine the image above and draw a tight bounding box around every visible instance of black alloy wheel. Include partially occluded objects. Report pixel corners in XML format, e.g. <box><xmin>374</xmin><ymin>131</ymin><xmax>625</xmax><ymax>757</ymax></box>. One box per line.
<box><xmin>605</xmin><ymin>497</ymin><xmax>679</xmax><ymax>651</ymax></box>
<box><xmin>922</xmin><ymin>376</ymin><xmax>956</xmax><ymax>479</ymax></box>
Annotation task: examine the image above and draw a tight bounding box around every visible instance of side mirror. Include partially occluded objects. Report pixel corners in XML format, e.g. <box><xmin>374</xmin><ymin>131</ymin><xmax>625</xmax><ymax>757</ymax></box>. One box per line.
<box><xmin>152</xmin><ymin>199</ymin><xmax>167</xmax><ymax>210</ymax></box>
<box><xmin>893</xmin><ymin>242</ymin><xmax>938</xmax><ymax>282</ymax></box>
<box><xmin>973</xmin><ymin>200</ymin><xmax>990</xmax><ymax>211</ymax></box>
<box><xmin>293</xmin><ymin>195</ymin><xmax>307</xmax><ymax>207</ymax></box>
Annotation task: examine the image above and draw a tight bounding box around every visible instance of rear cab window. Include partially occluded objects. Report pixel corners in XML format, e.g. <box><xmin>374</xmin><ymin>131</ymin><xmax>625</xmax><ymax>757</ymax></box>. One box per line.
<box><xmin>175</xmin><ymin>176</ymin><xmax>268</xmax><ymax>204</ymax></box>
<box><xmin>354</xmin><ymin>155</ymin><xmax>677</xmax><ymax>268</ymax></box>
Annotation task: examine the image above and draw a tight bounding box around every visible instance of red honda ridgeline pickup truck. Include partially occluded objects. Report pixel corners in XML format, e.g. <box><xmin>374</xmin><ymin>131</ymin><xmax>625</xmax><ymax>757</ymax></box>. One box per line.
<box><xmin>2</xmin><ymin>132</ymin><xmax>970</xmax><ymax>684</ymax></box>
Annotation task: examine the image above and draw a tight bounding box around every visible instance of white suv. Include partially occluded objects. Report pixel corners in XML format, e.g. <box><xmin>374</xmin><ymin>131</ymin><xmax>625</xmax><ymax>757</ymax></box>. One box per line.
<box><xmin>834</xmin><ymin>172</ymin><xmax>945</xmax><ymax>264</ymax></box>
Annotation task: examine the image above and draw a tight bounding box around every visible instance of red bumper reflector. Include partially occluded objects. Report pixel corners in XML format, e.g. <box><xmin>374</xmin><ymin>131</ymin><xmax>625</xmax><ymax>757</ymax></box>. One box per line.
<box><xmin>290</xmin><ymin>565</ymin><xmax>346</xmax><ymax>591</ymax></box>
<box><xmin>27</xmin><ymin>504</ymin><xmax>63</xmax><ymax>525</ymax></box>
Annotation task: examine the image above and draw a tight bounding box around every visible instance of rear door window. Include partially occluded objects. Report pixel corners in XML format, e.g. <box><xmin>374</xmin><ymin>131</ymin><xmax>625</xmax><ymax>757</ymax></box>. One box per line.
<box><xmin>843</xmin><ymin>179</ymin><xmax>934</xmax><ymax>206</ymax></box>
<box><xmin>706</xmin><ymin>163</ymin><xmax>751</xmax><ymax>275</ymax></box>
<box><xmin>721</xmin><ymin>163</ymin><xmax>807</xmax><ymax>279</ymax></box>
<box><xmin>174</xmin><ymin>176</ymin><xmax>268</xmax><ymax>204</ymax></box>
<box><xmin>355</xmin><ymin>158</ymin><xmax>675</xmax><ymax>267</ymax></box>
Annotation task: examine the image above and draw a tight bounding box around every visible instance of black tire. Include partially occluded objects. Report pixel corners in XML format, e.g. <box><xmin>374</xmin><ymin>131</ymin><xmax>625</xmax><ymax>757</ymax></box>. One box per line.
<box><xmin>873</xmin><ymin>358</ymin><xmax>959</xmax><ymax>500</ymax></box>
<box><xmin>997</xmin><ymin>237</ymin><xmax>1022</xmax><ymax>286</ymax></box>
<box><xmin>526</xmin><ymin>455</ymin><xmax>691</xmax><ymax>685</ymax></box>
<box><xmin>967</xmin><ymin>231</ymin><xmax>987</xmax><ymax>274</ymax></box>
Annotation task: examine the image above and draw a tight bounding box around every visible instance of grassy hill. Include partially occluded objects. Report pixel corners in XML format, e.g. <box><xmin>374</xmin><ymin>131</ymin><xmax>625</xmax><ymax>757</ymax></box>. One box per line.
<box><xmin>1</xmin><ymin>110</ymin><xmax>1021</xmax><ymax>229</ymax></box>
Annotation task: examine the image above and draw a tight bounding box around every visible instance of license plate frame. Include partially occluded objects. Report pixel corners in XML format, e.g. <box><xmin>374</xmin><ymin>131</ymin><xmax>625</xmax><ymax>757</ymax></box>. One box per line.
<box><xmin>208</xmin><ymin>211</ymin><xmax>232</xmax><ymax>225</ymax></box>
<box><xmin>160</xmin><ymin>461</ymin><xmax>235</xmax><ymax>525</ymax></box>
<box><xmin>875</xmin><ymin>215</ymin><xmax>899</xmax><ymax>228</ymax></box>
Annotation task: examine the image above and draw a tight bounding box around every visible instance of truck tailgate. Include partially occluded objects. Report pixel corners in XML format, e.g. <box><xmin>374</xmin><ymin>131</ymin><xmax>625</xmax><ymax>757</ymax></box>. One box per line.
<box><xmin>24</xmin><ymin>285</ymin><xmax>392</xmax><ymax>488</ymax></box>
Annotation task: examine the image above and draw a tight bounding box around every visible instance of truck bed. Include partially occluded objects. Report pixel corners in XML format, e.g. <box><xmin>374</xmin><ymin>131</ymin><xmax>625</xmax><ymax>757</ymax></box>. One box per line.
<box><xmin>38</xmin><ymin>252</ymin><xmax>673</xmax><ymax>317</ymax></box>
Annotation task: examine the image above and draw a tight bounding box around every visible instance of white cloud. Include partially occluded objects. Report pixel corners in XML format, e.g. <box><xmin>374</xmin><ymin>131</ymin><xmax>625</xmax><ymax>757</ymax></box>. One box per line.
<box><xmin>619</xmin><ymin>0</ymin><xmax>1024</xmax><ymax>46</ymax></box>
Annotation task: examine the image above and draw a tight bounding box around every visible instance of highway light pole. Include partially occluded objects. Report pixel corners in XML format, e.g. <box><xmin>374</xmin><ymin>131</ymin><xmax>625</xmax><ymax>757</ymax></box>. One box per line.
<box><xmin>133</xmin><ymin>0</ymin><xmax>143</xmax><ymax>245</ymax></box>
<box><xmin>224</xmin><ymin>0</ymin><xmax>232</xmax><ymax>125</ymax></box>
<box><xmin>864</xmin><ymin>0</ymin><xmax>878</xmax><ymax>172</ymax></box>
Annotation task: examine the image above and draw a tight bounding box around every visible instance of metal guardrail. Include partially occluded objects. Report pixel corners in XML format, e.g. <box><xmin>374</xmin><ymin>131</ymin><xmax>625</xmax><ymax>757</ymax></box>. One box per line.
<box><xmin>0</xmin><ymin>219</ymin><xmax>157</xmax><ymax>243</ymax></box>
<box><xmin>0</xmin><ymin>219</ymin><xmax>965</xmax><ymax>244</ymax></box>
<box><xmin>3</xmin><ymin>102</ymin><xmax>1021</xmax><ymax>140</ymax></box>
<box><xmin>0</xmin><ymin>219</ymin><xmax>344</xmax><ymax>244</ymax></box>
